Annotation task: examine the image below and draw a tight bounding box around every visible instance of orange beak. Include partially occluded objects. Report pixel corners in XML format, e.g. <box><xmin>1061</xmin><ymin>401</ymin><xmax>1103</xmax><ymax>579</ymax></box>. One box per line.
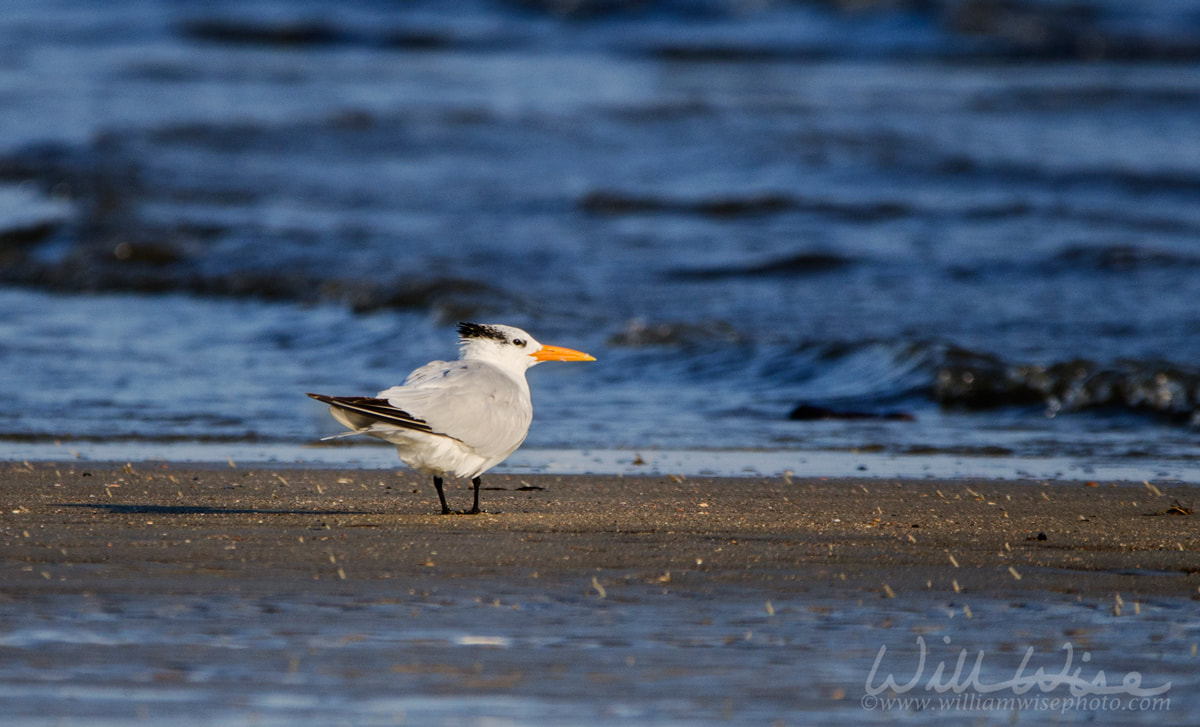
<box><xmin>531</xmin><ymin>344</ymin><xmax>596</xmax><ymax>362</ymax></box>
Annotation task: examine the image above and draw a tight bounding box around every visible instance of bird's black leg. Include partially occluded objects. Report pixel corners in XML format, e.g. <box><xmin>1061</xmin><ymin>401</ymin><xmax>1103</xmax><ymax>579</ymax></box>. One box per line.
<box><xmin>468</xmin><ymin>476</ymin><xmax>482</xmax><ymax>515</ymax></box>
<box><xmin>432</xmin><ymin>476</ymin><xmax>451</xmax><ymax>515</ymax></box>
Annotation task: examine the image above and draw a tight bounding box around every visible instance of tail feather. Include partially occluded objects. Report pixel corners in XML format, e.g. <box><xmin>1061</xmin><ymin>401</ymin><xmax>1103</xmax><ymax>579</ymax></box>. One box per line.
<box><xmin>319</xmin><ymin>430</ymin><xmax>365</xmax><ymax>441</ymax></box>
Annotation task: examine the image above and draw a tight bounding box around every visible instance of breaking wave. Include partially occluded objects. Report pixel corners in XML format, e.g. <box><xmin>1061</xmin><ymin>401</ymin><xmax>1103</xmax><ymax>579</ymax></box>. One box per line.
<box><xmin>613</xmin><ymin>328</ymin><xmax>1200</xmax><ymax>429</ymax></box>
<box><xmin>933</xmin><ymin>349</ymin><xmax>1200</xmax><ymax>425</ymax></box>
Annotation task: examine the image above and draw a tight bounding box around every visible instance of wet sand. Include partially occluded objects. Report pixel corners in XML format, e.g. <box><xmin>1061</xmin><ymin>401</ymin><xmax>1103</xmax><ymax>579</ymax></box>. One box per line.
<box><xmin>2</xmin><ymin>462</ymin><xmax>1197</xmax><ymax>724</ymax></box>
<box><xmin>4</xmin><ymin>462</ymin><xmax>1196</xmax><ymax>600</ymax></box>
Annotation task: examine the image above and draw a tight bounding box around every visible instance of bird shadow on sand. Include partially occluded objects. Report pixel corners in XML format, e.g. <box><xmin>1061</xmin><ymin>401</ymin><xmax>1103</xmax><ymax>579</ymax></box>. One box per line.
<box><xmin>56</xmin><ymin>503</ymin><xmax>370</xmax><ymax>516</ymax></box>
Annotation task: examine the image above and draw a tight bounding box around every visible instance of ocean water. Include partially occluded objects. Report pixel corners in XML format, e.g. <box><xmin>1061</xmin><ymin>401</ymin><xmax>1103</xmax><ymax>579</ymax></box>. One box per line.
<box><xmin>0</xmin><ymin>585</ymin><xmax>1196</xmax><ymax>726</ymax></box>
<box><xmin>3</xmin><ymin>0</ymin><xmax>1200</xmax><ymax>475</ymax></box>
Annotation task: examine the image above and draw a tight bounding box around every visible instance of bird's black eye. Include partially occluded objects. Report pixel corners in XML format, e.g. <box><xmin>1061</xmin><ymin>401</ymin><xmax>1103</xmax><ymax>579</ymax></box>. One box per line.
<box><xmin>512</xmin><ymin>338</ymin><xmax>526</xmax><ymax>347</ymax></box>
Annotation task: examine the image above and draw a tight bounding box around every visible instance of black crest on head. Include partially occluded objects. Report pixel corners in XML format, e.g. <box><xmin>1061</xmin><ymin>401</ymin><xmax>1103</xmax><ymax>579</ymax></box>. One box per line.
<box><xmin>457</xmin><ymin>322</ymin><xmax>508</xmax><ymax>342</ymax></box>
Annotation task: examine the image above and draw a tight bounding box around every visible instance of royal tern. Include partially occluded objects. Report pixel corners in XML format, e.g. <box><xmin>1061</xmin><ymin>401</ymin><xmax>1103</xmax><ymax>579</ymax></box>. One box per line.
<box><xmin>308</xmin><ymin>322</ymin><xmax>595</xmax><ymax>514</ymax></box>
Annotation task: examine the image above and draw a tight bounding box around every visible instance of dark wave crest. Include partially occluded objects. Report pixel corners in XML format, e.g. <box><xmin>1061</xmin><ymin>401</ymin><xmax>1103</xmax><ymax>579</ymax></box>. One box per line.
<box><xmin>742</xmin><ymin>338</ymin><xmax>1200</xmax><ymax>428</ymax></box>
<box><xmin>934</xmin><ymin>349</ymin><xmax>1200</xmax><ymax>425</ymax></box>
<box><xmin>607</xmin><ymin>318</ymin><xmax>746</xmax><ymax>346</ymax></box>
<box><xmin>580</xmin><ymin>190</ymin><xmax>797</xmax><ymax>217</ymax></box>
<box><xmin>580</xmin><ymin>190</ymin><xmax>911</xmax><ymax>220</ymax></box>
<box><xmin>667</xmin><ymin>250</ymin><xmax>857</xmax><ymax>279</ymax></box>
<box><xmin>177</xmin><ymin>17</ymin><xmax>502</xmax><ymax>52</ymax></box>
<box><xmin>1048</xmin><ymin>244</ymin><xmax>1200</xmax><ymax>272</ymax></box>
<box><xmin>951</xmin><ymin>242</ymin><xmax>1200</xmax><ymax>282</ymax></box>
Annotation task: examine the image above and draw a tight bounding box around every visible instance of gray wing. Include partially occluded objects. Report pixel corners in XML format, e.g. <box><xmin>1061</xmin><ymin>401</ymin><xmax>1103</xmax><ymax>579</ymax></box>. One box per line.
<box><xmin>376</xmin><ymin>360</ymin><xmax>532</xmax><ymax>458</ymax></box>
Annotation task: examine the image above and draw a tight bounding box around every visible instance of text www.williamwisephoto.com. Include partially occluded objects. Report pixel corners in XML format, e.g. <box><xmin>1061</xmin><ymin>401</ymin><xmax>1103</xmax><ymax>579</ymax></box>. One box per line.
<box><xmin>860</xmin><ymin>635</ymin><xmax>1172</xmax><ymax>714</ymax></box>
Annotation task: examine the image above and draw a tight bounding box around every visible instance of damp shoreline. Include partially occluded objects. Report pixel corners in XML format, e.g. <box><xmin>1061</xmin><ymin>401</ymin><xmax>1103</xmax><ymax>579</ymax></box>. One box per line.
<box><xmin>5</xmin><ymin>439</ymin><xmax>1200</xmax><ymax>485</ymax></box>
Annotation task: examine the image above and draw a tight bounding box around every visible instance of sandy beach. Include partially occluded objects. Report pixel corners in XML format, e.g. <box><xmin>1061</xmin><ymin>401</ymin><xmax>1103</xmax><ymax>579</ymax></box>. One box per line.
<box><xmin>2</xmin><ymin>462</ymin><xmax>1197</xmax><ymax>724</ymax></box>
<box><xmin>4</xmin><ymin>462</ymin><xmax>1196</xmax><ymax>599</ymax></box>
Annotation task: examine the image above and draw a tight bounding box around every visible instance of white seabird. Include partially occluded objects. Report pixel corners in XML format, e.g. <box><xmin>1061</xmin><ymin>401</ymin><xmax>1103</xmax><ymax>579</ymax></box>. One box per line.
<box><xmin>308</xmin><ymin>322</ymin><xmax>594</xmax><ymax>514</ymax></box>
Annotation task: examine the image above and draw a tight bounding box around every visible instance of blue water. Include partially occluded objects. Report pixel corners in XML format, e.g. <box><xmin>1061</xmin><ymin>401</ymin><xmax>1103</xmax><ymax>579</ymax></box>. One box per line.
<box><xmin>3</xmin><ymin>0</ymin><xmax>1200</xmax><ymax>470</ymax></box>
<box><xmin>1</xmin><ymin>584</ymin><xmax>1196</xmax><ymax>726</ymax></box>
